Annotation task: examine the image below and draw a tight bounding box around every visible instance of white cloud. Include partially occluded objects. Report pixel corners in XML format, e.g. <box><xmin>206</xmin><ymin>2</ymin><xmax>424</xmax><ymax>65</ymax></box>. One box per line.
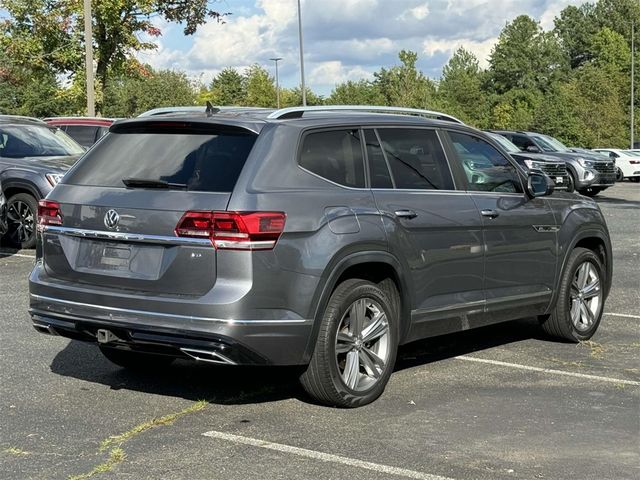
<box><xmin>397</xmin><ymin>2</ymin><xmax>430</xmax><ymax>21</ymax></box>
<box><xmin>138</xmin><ymin>0</ymin><xmax>590</xmax><ymax>95</ymax></box>
<box><xmin>308</xmin><ymin>61</ymin><xmax>374</xmax><ymax>85</ymax></box>
<box><xmin>423</xmin><ymin>36</ymin><xmax>499</xmax><ymax>68</ymax></box>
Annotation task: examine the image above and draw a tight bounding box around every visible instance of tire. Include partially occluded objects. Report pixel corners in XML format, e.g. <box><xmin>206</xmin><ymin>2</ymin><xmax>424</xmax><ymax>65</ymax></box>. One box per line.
<box><xmin>566</xmin><ymin>170</ymin><xmax>576</xmax><ymax>193</ymax></box>
<box><xmin>631</xmin><ymin>176</ymin><xmax>640</xmax><ymax>183</ymax></box>
<box><xmin>6</xmin><ymin>193</ymin><xmax>38</xmax><ymax>249</ymax></box>
<box><xmin>540</xmin><ymin>247</ymin><xmax>605</xmax><ymax>342</ymax></box>
<box><xmin>579</xmin><ymin>187</ymin><xmax>602</xmax><ymax>197</ymax></box>
<box><xmin>300</xmin><ymin>279</ymin><xmax>399</xmax><ymax>408</ymax></box>
<box><xmin>99</xmin><ymin>346</ymin><xmax>175</xmax><ymax>370</ymax></box>
<box><xmin>615</xmin><ymin>168</ymin><xmax>624</xmax><ymax>182</ymax></box>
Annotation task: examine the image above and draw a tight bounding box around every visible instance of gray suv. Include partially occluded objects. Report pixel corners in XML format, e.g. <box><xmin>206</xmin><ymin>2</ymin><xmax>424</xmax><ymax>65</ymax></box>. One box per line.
<box><xmin>29</xmin><ymin>107</ymin><xmax>612</xmax><ymax>407</ymax></box>
<box><xmin>490</xmin><ymin>130</ymin><xmax>616</xmax><ymax>196</ymax></box>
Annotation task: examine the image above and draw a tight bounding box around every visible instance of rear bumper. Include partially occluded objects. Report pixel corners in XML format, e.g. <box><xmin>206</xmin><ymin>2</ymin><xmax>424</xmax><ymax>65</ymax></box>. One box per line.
<box><xmin>29</xmin><ymin>292</ymin><xmax>313</xmax><ymax>366</ymax></box>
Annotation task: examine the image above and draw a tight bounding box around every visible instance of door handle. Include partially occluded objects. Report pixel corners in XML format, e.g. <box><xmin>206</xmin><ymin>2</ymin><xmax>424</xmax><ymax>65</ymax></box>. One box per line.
<box><xmin>481</xmin><ymin>209</ymin><xmax>500</xmax><ymax>219</ymax></box>
<box><xmin>394</xmin><ymin>209</ymin><xmax>418</xmax><ymax>219</ymax></box>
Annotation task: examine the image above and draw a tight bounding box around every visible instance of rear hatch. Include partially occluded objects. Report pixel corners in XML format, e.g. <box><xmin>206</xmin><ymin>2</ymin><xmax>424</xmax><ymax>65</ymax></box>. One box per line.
<box><xmin>40</xmin><ymin>120</ymin><xmax>258</xmax><ymax>296</ymax></box>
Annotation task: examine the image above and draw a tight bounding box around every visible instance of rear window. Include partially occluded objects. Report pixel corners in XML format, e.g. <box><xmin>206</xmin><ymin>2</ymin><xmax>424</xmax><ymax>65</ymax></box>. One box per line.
<box><xmin>63</xmin><ymin>125</ymin><xmax>257</xmax><ymax>192</ymax></box>
<box><xmin>64</xmin><ymin>125</ymin><xmax>100</xmax><ymax>147</ymax></box>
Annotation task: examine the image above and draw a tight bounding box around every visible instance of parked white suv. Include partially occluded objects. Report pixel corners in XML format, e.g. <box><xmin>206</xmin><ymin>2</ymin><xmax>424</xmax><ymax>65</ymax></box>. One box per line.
<box><xmin>593</xmin><ymin>149</ymin><xmax>640</xmax><ymax>182</ymax></box>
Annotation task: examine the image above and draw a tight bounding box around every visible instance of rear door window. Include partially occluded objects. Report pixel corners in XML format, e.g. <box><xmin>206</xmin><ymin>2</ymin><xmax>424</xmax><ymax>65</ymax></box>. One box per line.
<box><xmin>63</xmin><ymin>124</ymin><xmax>257</xmax><ymax>192</ymax></box>
<box><xmin>299</xmin><ymin>129</ymin><xmax>365</xmax><ymax>188</ymax></box>
<box><xmin>376</xmin><ymin>128</ymin><xmax>454</xmax><ymax>190</ymax></box>
<box><xmin>364</xmin><ymin>129</ymin><xmax>393</xmax><ymax>188</ymax></box>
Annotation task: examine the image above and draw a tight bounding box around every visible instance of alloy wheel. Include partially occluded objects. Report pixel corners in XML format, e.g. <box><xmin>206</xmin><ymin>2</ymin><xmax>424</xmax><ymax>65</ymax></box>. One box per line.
<box><xmin>6</xmin><ymin>199</ymin><xmax>35</xmax><ymax>245</ymax></box>
<box><xmin>569</xmin><ymin>261</ymin><xmax>602</xmax><ymax>332</ymax></box>
<box><xmin>335</xmin><ymin>297</ymin><xmax>391</xmax><ymax>391</ymax></box>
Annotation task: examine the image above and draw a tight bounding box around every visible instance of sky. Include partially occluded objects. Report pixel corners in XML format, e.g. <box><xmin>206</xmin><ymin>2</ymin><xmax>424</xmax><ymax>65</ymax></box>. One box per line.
<box><xmin>138</xmin><ymin>0</ymin><xmax>586</xmax><ymax>96</ymax></box>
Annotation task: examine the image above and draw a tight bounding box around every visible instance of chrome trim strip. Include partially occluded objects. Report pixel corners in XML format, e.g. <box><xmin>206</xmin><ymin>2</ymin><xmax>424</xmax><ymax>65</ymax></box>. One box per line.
<box><xmin>30</xmin><ymin>294</ymin><xmax>311</xmax><ymax>325</ymax></box>
<box><xmin>533</xmin><ymin>225</ymin><xmax>560</xmax><ymax>233</ymax></box>
<box><xmin>42</xmin><ymin>225</ymin><xmax>212</xmax><ymax>246</ymax></box>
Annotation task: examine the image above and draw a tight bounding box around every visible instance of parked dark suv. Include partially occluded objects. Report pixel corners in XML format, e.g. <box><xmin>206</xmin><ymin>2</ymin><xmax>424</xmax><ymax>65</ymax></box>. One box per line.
<box><xmin>490</xmin><ymin>130</ymin><xmax>616</xmax><ymax>196</ymax></box>
<box><xmin>485</xmin><ymin>132</ymin><xmax>571</xmax><ymax>191</ymax></box>
<box><xmin>0</xmin><ymin>115</ymin><xmax>84</xmax><ymax>248</ymax></box>
<box><xmin>29</xmin><ymin>106</ymin><xmax>612</xmax><ymax>407</ymax></box>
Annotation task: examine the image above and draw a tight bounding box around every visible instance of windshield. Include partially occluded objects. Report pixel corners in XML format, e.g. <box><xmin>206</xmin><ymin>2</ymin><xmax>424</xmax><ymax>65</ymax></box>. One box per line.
<box><xmin>0</xmin><ymin>125</ymin><xmax>85</xmax><ymax>158</ymax></box>
<box><xmin>532</xmin><ymin>134</ymin><xmax>570</xmax><ymax>152</ymax></box>
<box><xmin>624</xmin><ymin>150</ymin><xmax>640</xmax><ymax>157</ymax></box>
<box><xmin>487</xmin><ymin>133</ymin><xmax>520</xmax><ymax>153</ymax></box>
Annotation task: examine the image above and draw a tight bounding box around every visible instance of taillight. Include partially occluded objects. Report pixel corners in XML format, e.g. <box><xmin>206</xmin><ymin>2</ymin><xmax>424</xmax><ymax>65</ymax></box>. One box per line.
<box><xmin>37</xmin><ymin>200</ymin><xmax>63</xmax><ymax>226</ymax></box>
<box><xmin>175</xmin><ymin>211</ymin><xmax>286</xmax><ymax>250</ymax></box>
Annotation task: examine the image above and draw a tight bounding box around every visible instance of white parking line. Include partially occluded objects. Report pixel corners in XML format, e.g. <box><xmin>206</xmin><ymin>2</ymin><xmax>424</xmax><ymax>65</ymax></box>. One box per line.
<box><xmin>0</xmin><ymin>252</ymin><xmax>35</xmax><ymax>259</ymax></box>
<box><xmin>202</xmin><ymin>430</ymin><xmax>456</xmax><ymax>480</ymax></box>
<box><xmin>456</xmin><ymin>356</ymin><xmax>640</xmax><ymax>386</ymax></box>
<box><xmin>605</xmin><ymin>312</ymin><xmax>640</xmax><ymax>319</ymax></box>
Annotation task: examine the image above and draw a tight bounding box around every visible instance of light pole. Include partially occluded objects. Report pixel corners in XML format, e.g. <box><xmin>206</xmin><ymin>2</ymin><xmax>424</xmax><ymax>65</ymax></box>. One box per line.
<box><xmin>270</xmin><ymin>57</ymin><xmax>283</xmax><ymax>108</ymax></box>
<box><xmin>297</xmin><ymin>0</ymin><xmax>307</xmax><ymax>106</ymax></box>
<box><xmin>631</xmin><ymin>21</ymin><xmax>635</xmax><ymax>148</ymax></box>
<box><xmin>83</xmin><ymin>0</ymin><xmax>95</xmax><ymax>116</ymax></box>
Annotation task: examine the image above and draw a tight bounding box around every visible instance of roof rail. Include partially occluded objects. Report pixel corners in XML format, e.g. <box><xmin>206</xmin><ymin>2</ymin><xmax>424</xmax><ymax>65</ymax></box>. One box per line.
<box><xmin>266</xmin><ymin>105</ymin><xmax>464</xmax><ymax>124</ymax></box>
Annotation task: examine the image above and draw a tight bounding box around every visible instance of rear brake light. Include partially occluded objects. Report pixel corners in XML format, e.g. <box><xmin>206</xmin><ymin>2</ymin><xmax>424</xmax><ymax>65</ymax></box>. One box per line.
<box><xmin>37</xmin><ymin>200</ymin><xmax>63</xmax><ymax>227</ymax></box>
<box><xmin>175</xmin><ymin>211</ymin><xmax>286</xmax><ymax>250</ymax></box>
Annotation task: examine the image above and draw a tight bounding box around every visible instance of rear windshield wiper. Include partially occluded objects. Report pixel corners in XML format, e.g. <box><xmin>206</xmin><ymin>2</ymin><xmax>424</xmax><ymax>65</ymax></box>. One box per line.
<box><xmin>122</xmin><ymin>178</ymin><xmax>187</xmax><ymax>190</ymax></box>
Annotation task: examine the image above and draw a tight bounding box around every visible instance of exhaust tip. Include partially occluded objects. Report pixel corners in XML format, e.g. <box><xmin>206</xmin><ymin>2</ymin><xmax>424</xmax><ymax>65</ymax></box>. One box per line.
<box><xmin>180</xmin><ymin>348</ymin><xmax>236</xmax><ymax>365</ymax></box>
<box><xmin>33</xmin><ymin>324</ymin><xmax>57</xmax><ymax>336</ymax></box>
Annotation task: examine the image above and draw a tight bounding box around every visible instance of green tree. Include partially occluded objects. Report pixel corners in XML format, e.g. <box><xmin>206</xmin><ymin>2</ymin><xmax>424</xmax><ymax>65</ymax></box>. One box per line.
<box><xmin>280</xmin><ymin>87</ymin><xmax>324</xmax><ymax>107</ymax></box>
<box><xmin>244</xmin><ymin>65</ymin><xmax>277</xmax><ymax>108</ymax></box>
<box><xmin>437</xmin><ymin>47</ymin><xmax>489</xmax><ymax>127</ymax></box>
<box><xmin>208</xmin><ymin>68</ymin><xmax>246</xmax><ymax>106</ymax></box>
<box><xmin>374</xmin><ymin>50</ymin><xmax>437</xmax><ymax>108</ymax></box>
<box><xmin>0</xmin><ymin>0</ymin><xmax>226</xmax><ymax>110</ymax></box>
<box><xmin>103</xmin><ymin>68</ymin><xmax>196</xmax><ymax>117</ymax></box>
<box><xmin>553</xmin><ymin>4</ymin><xmax>599</xmax><ymax>68</ymax></box>
<box><xmin>589</xmin><ymin>27</ymin><xmax>631</xmax><ymax>71</ymax></box>
<box><xmin>488</xmin><ymin>15</ymin><xmax>566</xmax><ymax>94</ymax></box>
<box><xmin>327</xmin><ymin>80</ymin><xmax>385</xmax><ymax>105</ymax></box>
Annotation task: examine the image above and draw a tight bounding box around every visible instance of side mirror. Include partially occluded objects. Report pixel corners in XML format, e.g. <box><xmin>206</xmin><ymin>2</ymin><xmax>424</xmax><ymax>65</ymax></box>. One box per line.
<box><xmin>525</xmin><ymin>145</ymin><xmax>541</xmax><ymax>153</ymax></box>
<box><xmin>527</xmin><ymin>172</ymin><xmax>553</xmax><ymax>198</ymax></box>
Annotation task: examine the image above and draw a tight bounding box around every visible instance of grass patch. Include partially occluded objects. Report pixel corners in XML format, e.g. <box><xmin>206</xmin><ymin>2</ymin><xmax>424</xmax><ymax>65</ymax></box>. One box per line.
<box><xmin>99</xmin><ymin>400</ymin><xmax>207</xmax><ymax>452</ymax></box>
<box><xmin>68</xmin><ymin>400</ymin><xmax>207</xmax><ymax>480</ymax></box>
<box><xmin>579</xmin><ymin>340</ymin><xmax>606</xmax><ymax>359</ymax></box>
<box><xmin>68</xmin><ymin>448</ymin><xmax>125</xmax><ymax>480</ymax></box>
<box><xmin>3</xmin><ymin>447</ymin><xmax>29</xmax><ymax>455</ymax></box>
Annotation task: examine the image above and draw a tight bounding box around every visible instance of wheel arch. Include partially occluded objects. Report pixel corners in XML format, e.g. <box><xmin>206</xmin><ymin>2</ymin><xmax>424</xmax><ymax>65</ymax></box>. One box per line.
<box><xmin>548</xmin><ymin>226</ymin><xmax>612</xmax><ymax>313</ymax></box>
<box><xmin>302</xmin><ymin>251</ymin><xmax>413</xmax><ymax>363</ymax></box>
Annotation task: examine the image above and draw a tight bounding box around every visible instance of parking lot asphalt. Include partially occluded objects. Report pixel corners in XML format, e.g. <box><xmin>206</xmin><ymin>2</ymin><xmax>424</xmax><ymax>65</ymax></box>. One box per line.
<box><xmin>1</xmin><ymin>183</ymin><xmax>638</xmax><ymax>480</ymax></box>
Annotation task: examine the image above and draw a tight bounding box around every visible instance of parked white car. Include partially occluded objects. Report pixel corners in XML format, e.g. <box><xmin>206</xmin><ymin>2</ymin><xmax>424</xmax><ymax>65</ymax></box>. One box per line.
<box><xmin>592</xmin><ymin>149</ymin><xmax>640</xmax><ymax>182</ymax></box>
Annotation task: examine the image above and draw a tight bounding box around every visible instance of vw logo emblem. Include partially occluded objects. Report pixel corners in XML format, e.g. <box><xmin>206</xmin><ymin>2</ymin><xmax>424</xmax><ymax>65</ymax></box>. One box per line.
<box><xmin>104</xmin><ymin>209</ymin><xmax>120</xmax><ymax>230</ymax></box>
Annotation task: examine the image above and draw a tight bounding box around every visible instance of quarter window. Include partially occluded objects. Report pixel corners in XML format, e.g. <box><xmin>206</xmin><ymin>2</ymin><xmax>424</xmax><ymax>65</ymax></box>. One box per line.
<box><xmin>449</xmin><ymin>132</ymin><xmax>523</xmax><ymax>193</ymax></box>
<box><xmin>299</xmin><ymin>129</ymin><xmax>365</xmax><ymax>188</ymax></box>
<box><xmin>376</xmin><ymin>129</ymin><xmax>453</xmax><ymax>190</ymax></box>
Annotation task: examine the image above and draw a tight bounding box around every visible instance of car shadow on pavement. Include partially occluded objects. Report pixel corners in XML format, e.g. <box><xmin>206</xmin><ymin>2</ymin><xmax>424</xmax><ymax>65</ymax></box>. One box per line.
<box><xmin>50</xmin><ymin>341</ymin><xmax>304</xmax><ymax>405</ymax></box>
<box><xmin>395</xmin><ymin>316</ymin><xmax>547</xmax><ymax>372</ymax></box>
<box><xmin>49</xmin><ymin>316</ymin><xmax>548</xmax><ymax>406</ymax></box>
<box><xmin>594</xmin><ymin>195</ymin><xmax>640</xmax><ymax>208</ymax></box>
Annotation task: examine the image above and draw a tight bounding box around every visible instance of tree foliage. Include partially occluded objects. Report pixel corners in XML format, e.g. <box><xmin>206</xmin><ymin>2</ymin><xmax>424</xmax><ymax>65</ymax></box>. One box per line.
<box><xmin>0</xmin><ymin>0</ymin><xmax>636</xmax><ymax>147</ymax></box>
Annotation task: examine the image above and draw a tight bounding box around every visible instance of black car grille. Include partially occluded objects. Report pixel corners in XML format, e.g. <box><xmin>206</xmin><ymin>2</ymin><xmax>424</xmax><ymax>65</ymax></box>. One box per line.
<box><xmin>541</xmin><ymin>163</ymin><xmax>567</xmax><ymax>176</ymax></box>
<box><xmin>593</xmin><ymin>162</ymin><xmax>615</xmax><ymax>174</ymax></box>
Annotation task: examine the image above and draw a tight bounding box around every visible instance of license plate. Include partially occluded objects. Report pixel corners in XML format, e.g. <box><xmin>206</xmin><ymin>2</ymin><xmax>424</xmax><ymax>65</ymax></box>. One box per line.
<box><xmin>556</xmin><ymin>177</ymin><xmax>563</xmax><ymax>183</ymax></box>
<box><xmin>101</xmin><ymin>246</ymin><xmax>131</xmax><ymax>268</ymax></box>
